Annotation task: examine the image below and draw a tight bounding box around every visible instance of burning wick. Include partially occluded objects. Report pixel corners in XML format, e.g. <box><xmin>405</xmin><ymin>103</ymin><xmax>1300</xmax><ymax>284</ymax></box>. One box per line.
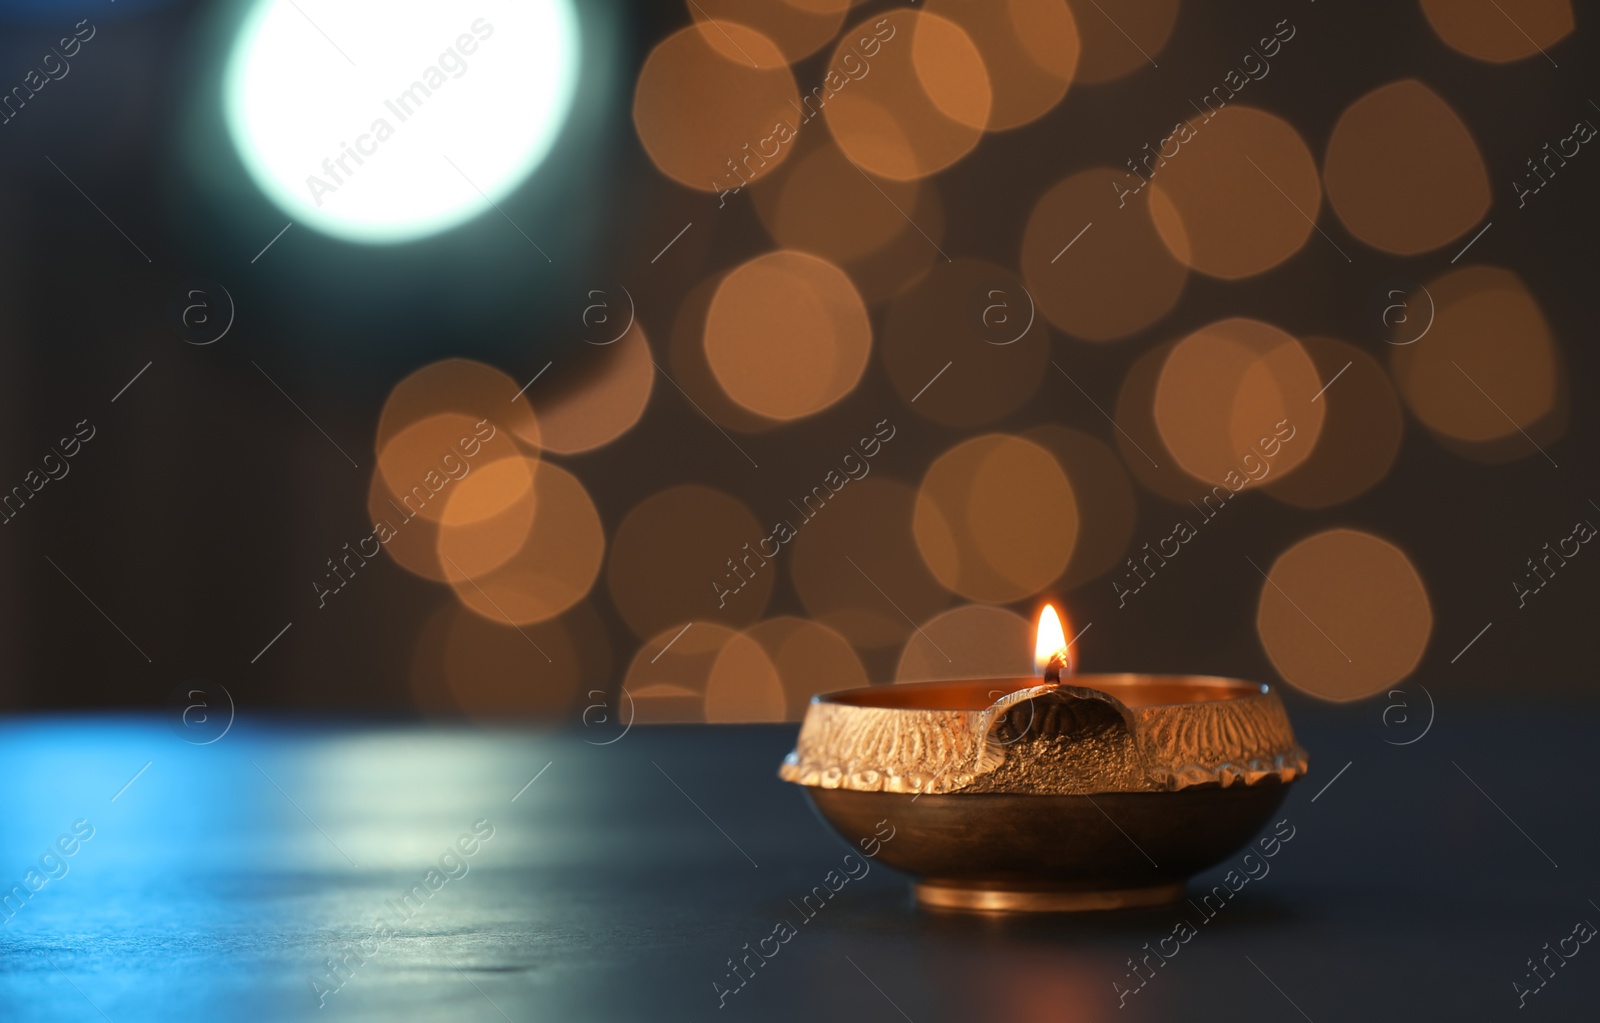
<box><xmin>1034</xmin><ymin>604</ymin><xmax>1073</xmax><ymax>685</ymax></box>
<box><xmin>1043</xmin><ymin>650</ymin><xmax>1071</xmax><ymax>685</ymax></box>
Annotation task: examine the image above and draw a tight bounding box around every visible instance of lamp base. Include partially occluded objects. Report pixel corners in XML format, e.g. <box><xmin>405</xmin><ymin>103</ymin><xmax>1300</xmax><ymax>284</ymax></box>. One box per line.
<box><xmin>915</xmin><ymin>880</ymin><xmax>1185</xmax><ymax>913</ymax></box>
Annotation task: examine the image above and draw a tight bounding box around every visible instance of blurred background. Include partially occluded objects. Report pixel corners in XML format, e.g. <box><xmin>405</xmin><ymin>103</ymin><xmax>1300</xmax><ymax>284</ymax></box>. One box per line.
<box><xmin>0</xmin><ymin>0</ymin><xmax>1592</xmax><ymax>722</ymax></box>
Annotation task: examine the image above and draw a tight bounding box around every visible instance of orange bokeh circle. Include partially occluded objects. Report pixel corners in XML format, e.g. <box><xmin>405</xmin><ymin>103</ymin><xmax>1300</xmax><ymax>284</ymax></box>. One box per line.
<box><xmin>625</xmin><ymin>621</ymin><xmax>739</xmax><ymax>724</ymax></box>
<box><xmin>1022</xmin><ymin>425</ymin><xmax>1138</xmax><ymax>590</ymax></box>
<box><xmin>755</xmin><ymin>138</ymin><xmax>922</xmax><ymax>264</ymax></box>
<box><xmin>1153</xmin><ymin>318</ymin><xmax>1326</xmax><ymax>489</ymax></box>
<box><xmin>913</xmin><ymin>434</ymin><xmax>1079</xmax><ymax>603</ymax></box>
<box><xmin>925</xmin><ymin>0</ymin><xmax>1080</xmax><ymax>131</ymax></box>
<box><xmin>1419</xmin><ymin>0</ymin><xmax>1573</xmax><ymax>64</ymax></box>
<box><xmin>1262</xmin><ymin>337</ymin><xmax>1403</xmax><ymax>510</ymax></box>
<box><xmin>703</xmin><ymin>250</ymin><xmax>872</xmax><ymax>421</ymax></box>
<box><xmin>1324</xmin><ymin>79</ymin><xmax>1490</xmax><ymax>256</ymax></box>
<box><xmin>1113</xmin><ymin>339</ymin><xmax>1219</xmax><ymax>504</ymax></box>
<box><xmin>1146</xmin><ymin>106</ymin><xmax>1322</xmax><ymax>279</ymax></box>
<box><xmin>824</xmin><ymin>10</ymin><xmax>992</xmax><ymax>181</ymax></box>
<box><xmin>435</xmin><ymin>455</ymin><xmax>539</xmax><ymax>580</ymax></box>
<box><xmin>1257</xmin><ymin>529</ymin><xmax>1432</xmax><ymax>701</ymax></box>
<box><xmin>634</xmin><ymin>22</ymin><xmax>800</xmax><ymax>191</ymax></box>
<box><xmin>1390</xmin><ymin>266</ymin><xmax>1564</xmax><ymax>456</ymax></box>
<box><xmin>376</xmin><ymin>412</ymin><xmax>525</xmax><ymax>526</ymax></box>
<box><xmin>1021</xmin><ymin>168</ymin><xmax>1187</xmax><ymax>342</ymax></box>
<box><xmin>704</xmin><ymin>632</ymin><xmax>789</xmax><ymax>723</ymax></box>
<box><xmin>445</xmin><ymin>461</ymin><xmax>604</xmax><ymax>627</ymax></box>
<box><xmin>750</xmin><ymin>135</ymin><xmax>950</xmax><ymax>303</ymax></box>
<box><xmin>896</xmin><ymin>604</ymin><xmax>1034</xmax><ymax>682</ymax></box>
<box><xmin>742</xmin><ymin>616</ymin><xmax>869</xmax><ymax>720</ymax></box>
<box><xmin>668</xmin><ymin>274</ymin><xmax>783</xmax><ymax>435</ymax></box>
<box><xmin>688</xmin><ymin>0</ymin><xmax>847</xmax><ymax>64</ymax></box>
<box><xmin>369</xmin><ymin>469</ymin><xmax>446</xmax><ymax>582</ymax></box>
<box><xmin>376</xmin><ymin>358</ymin><xmax>540</xmax><ymax>455</ymax></box>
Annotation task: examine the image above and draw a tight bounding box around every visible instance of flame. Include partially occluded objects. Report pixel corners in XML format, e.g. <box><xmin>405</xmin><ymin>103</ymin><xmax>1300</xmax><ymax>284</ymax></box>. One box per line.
<box><xmin>1034</xmin><ymin>604</ymin><xmax>1068</xmax><ymax>675</ymax></box>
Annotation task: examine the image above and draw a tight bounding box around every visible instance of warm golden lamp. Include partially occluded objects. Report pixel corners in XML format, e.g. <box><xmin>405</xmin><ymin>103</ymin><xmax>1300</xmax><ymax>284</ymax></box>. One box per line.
<box><xmin>781</xmin><ymin>604</ymin><xmax>1308</xmax><ymax>912</ymax></box>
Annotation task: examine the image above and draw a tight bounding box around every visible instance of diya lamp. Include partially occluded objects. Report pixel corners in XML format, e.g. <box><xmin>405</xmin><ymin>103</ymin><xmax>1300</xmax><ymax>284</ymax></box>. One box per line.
<box><xmin>780</xmin><ymin>606</ymin><xmax>1308</xmax><ymax>912</ymax></box>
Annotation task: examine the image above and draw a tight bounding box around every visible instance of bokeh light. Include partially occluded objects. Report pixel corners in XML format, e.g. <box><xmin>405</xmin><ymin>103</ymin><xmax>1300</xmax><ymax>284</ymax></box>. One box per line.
<box><xmin>914</xmin><ymin>434</ymin><xmax>1079</xmax><ymax>603</ymax></box>
<box><xmin>371</xmin><ymin>360</ymin><xmax>546</xmax><ymax>588</ymax></box>
<box><xmin>376</xmin><ymin>358</ymin><xmax>540</xmax><ymax>454</ymax></box>
<box><xmin>1390</xmin><ymin>266</ymin><xmax>1564</xmax><ymax>456</ymax></box>
<box><xmin>896</xmin><ymin>604</ymin><xmax>1033</xmax><ymax>682</ymax></box>
<box><xmin>823</xmin><ymin>10</ymin><xmax>991</xmax><ymax>180</ymax></box>
<box><xmin>1153</xmin><ymin>318</ymin><xmax>1325</xmax><ymax>489</ymax></box>
<box><xmin>1263</xmin><ymin>337</ymin><xmax>1404</xmax><ymax>510</ymax></box>
<box><xmin>1146</xmin><ymin>106</ymin><xmax>1321</xmax><ymax>279</ymax></box>
<box><xmin>1022</xmin><ymin>425</ymin><xmax>1137</xmax><ymax>589</ymax></box>
<box><xmin>435</xmin><ymin>455</ymin><xmax>539</xmax><ymax>579</ymax></box>
<box><xmin>833</xmin><ymin>176</ymin><xmax>948</xmax><ymax>302</ymax></box>
<box><xmin>753</xmin><ymin>137</ymin><xmax>950</xmax><ymax>302</ymax></box>
<box><xmin>703</xmin><ymin>250</ymin><xmax>871</xmax><ymax>421</ymax></box>
<box><xmin>1323</xmin><ymin>79</ymin><xmax>1490</xmax><ymax>255</ymax></box>
<box><xmin>703</xmin><ymin>632</ymin><xmax>788</xmax><ymax>722</ymax></box>
<box><xmin>376</xmin><ymin>412</ymin><xmax>526</xmax><ymax>524</ymax></box>
<box><xmin>435</xmin><ymin>451</ymin><xmax>534</xmax><ymax>529</ymax></box>
<box><xmin>754</xmin><ymin>138</ymin><xmax>924</xmax><ymax>264</ymax></box>
<box><xmin>226</xmin><ymin>0</ymin><xmax>581</xmax><ymax>243</ymax></box>
<box><xmin>369</xmin><ymin>470</ymin><xmax>448</xmax><ymax>582</ymax></box>
<box><xmin>1114</xmin><ymin>339</ymin><xmax>1218</xmax><ymax>503</ymax></box>
<box><xmin>687</xmin><ymin>0</ymin><xmax>846</xmax><ymax>64</ymax></box>
<box><xmin>742</xmin><ymin>617</ymin><xmax>869</xmax><ymax>719</ymax></box>
<box><xmin>924</xmin><ymin>0</ymin><xmax>1080</xmax><ymax>131</ymax></box>
<box><xmin>633</xmin><ymin>21</ymin><xmax>798</xmax><ymax>190</ymax></box>
<box><xmin>607</xmin><ymin>485</ymin><xmax>771</xmax><ymax>640</ymax></box>
<box><xmin>1021</xmin><ymin>168</ymin><xmax>1187</xmax><ymax>342</ymax></box>
<box><xmin>668</xmin><ymin>275</ymin><xmax>783</xmax><ymax>434</ymax></box>
<box><xmin>1257</xmin><ymin>529</ymin><xmax>1432</xmax><ymax>701</ymax></box>
<box><xmin>446</xmin><ymin>461</ymin><xmax>604</xmax><ymax>625</ymax></box>
<box><xmin>1419</xmin><ymin>0</ymin><xmax>1573</xmax><ymax>64</ymax></box>
<box><xmin>625</xmin><ymin>621</ymin><xmax>740</xmax><ymax>724</ymax></box>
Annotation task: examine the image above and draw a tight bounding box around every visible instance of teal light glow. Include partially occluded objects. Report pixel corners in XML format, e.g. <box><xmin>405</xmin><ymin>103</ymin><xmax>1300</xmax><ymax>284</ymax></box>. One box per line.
<box><xmin>224</xmin><ymin>0</ymin><xmax>579</xmax><ymax>244</ymax></box>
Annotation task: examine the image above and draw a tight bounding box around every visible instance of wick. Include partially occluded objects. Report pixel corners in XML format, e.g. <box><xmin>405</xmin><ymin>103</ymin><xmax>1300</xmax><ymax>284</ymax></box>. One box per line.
<box><xmin>1043</xmin><ymin>650</ymin><xmax>1071</xmax><ymax>685</ymax></box>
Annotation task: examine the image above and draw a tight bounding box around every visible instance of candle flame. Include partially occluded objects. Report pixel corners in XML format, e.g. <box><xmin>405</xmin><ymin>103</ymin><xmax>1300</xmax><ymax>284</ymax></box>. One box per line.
<box><xmin>1034</xmin><ymin>604</ymin><xmax>1069</xmax><ymax>676</ymax></box>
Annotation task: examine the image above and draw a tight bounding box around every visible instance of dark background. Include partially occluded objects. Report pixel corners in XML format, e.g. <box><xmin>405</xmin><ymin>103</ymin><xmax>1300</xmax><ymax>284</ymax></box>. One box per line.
<box><xmin>0</xmin><ymin>0</ymin><xmax>1593</xmax><ymax>717</ymax></box>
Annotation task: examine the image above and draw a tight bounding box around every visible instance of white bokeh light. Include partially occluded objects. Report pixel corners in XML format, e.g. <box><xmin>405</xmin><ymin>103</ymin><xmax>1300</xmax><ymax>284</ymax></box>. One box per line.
<box><xmin>225</xmin><ymin>0</ymin><xmax>579</xmax><ymax>244</ymax></box>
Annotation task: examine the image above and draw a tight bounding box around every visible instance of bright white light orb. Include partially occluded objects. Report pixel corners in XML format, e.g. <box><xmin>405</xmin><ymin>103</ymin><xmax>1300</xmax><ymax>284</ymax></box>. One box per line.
<box><xmin>225</xmin><ymin>0</ymin><xmax>580</xmax><ymax>244</ymax></box>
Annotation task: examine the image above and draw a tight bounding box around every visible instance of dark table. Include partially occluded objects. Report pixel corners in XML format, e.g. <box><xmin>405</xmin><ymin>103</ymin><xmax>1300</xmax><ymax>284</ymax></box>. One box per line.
<box><xmin>0</xmin><ymin>699</ymin><xmax>1595</xmax><ymax>1021</ymax></box>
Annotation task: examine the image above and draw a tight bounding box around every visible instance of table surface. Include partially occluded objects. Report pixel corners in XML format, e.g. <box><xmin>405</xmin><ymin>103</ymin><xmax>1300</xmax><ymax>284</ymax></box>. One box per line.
<box><xmin>0</xmin><ymin>700</ymin><xmax>1595</xmax><ymax>1022</ymax></box>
